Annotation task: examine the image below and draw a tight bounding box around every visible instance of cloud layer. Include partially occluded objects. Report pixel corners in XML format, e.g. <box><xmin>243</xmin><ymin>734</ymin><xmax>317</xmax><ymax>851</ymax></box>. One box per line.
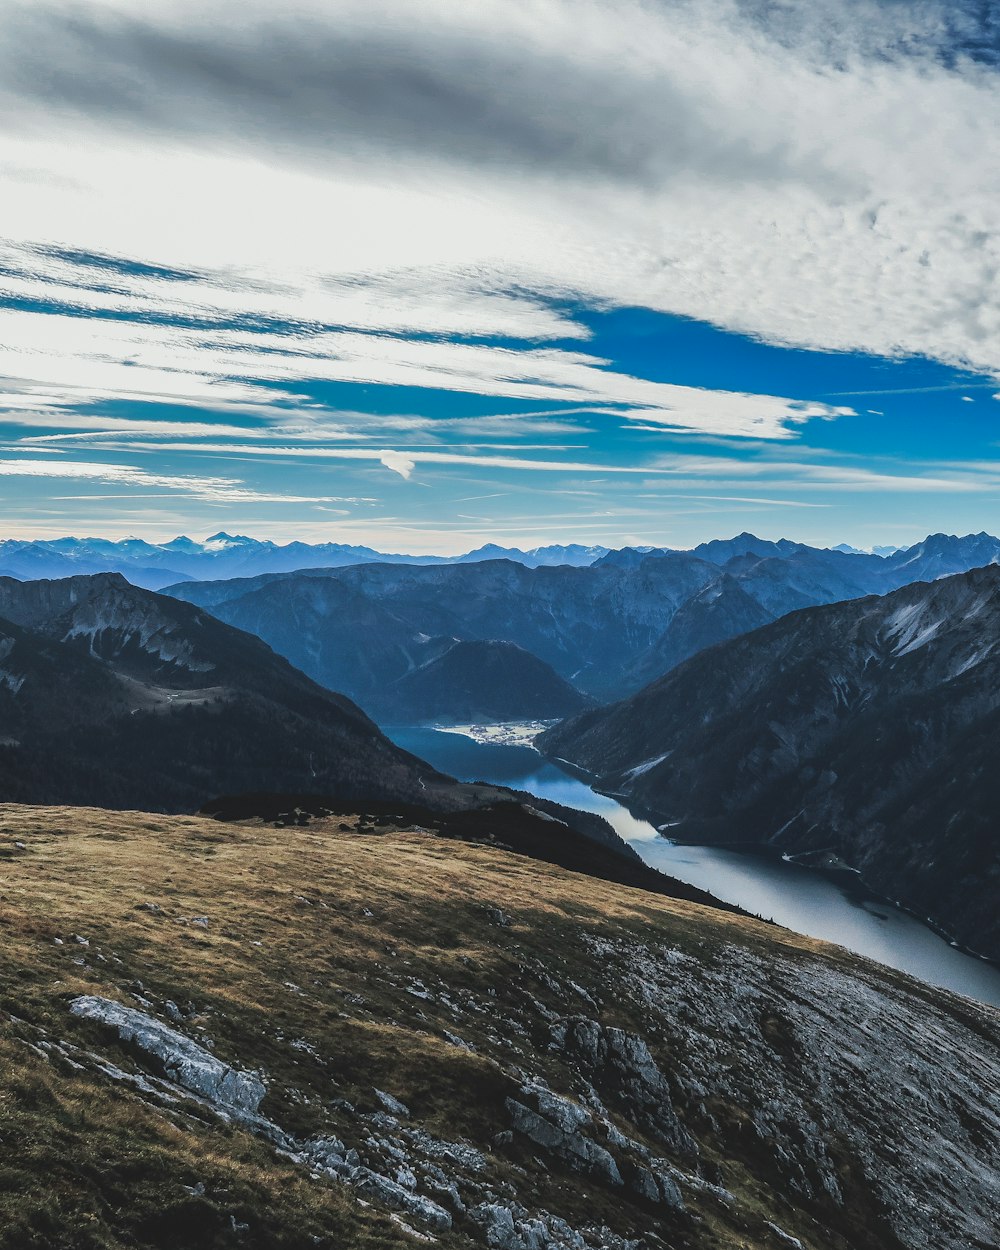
<box><xmin>0</xmin><ymin>0</ymin><xmax>996</xmax><ymax>546</ymax></box>
<box><xmin>1</xmin><ymin>0</ymin><xmax>998</xmax><ymax>372</ymax></box>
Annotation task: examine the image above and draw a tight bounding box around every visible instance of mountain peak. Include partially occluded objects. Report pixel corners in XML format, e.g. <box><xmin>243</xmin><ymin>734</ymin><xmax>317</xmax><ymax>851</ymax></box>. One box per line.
<box><xmin>204</xmin><ymin>531</ymin><xmax>257</xmax><ymax>547</ymax></box>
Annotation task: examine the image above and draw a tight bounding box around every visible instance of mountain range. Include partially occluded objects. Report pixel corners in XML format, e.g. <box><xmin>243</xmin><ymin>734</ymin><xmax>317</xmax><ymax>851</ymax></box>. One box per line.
<box><xmin>0</xmin><ymin>570</ymin><xmax>725</xmax><ymax>909</ymax></box>
<box><xmin>6</xmin><ymin>529</ymin><xmax>997</xmax><ymax>595</ymax></box>
<box><xmin>0</xmin><ymin>533</ymin><xmax>613</xmax><ymax>589</ymax></box>
<box><xmin>540</xmin><ymin>563</ymin><xmax>1000</xmax><ymax>961</ymax></box>
<box><xmin>166</xmin><ymin>531</ymin><xmax>1000</xmax><ymax>721</ymax></box>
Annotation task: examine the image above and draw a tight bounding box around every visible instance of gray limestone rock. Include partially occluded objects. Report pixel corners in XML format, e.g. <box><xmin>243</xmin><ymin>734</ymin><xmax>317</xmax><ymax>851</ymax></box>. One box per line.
<box><xmin>373</xmin><ymin>1088</ymin><xmax>411</xmax><ymax>1118</ymax></box>
<box><xmin>353</xmin><ymin>1168</ymin><xmax>452</xmax><ymax>1230</ymax></box>
<box><xmin>470</xmin><ymin>1202</ymin><xmax>641</xmax><ymax>1250</ymax></box>
<box><xmin>627</xmin><ymin>1164</ymin><xmax>685</xmax><ymax>1211</ymax></box>
<box><xmin>553</xmin><ymin>1017</ymin><xmax>696</xmax><ymax>1157</ymax></box>
<box><xmin>69</xmin><ymin>996</ymin><xmax>265</xmax><ymax>1113</ymax></box>
<box><xmin>506</xmin><ymin>1089</ymin><xmax>623</xmax><ymax>1187</ymax></box>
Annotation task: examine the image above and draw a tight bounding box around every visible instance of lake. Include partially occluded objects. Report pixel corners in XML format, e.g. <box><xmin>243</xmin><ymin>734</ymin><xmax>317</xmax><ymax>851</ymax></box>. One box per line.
<box><xmin>388</xmin><ymin>723</ymin><xmax>1000</xmax><ymax>1009</ymax></box>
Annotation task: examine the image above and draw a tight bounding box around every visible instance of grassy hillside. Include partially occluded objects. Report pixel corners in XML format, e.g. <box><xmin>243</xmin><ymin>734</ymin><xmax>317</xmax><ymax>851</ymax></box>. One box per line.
<box><xmin>1</xmin><ymin>805</ymin><xmax>999</xmax><ymax>1250</ymax></box>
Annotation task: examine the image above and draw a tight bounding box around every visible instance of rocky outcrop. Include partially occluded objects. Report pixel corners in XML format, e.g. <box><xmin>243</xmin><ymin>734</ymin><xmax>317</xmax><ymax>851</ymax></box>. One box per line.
<box><xmin>469</xmin><ymin>1202</ymin><xmax>640</xmax><ymax>1250</ymax></box>
<box><xmin>550</xmin><ymin>1017</ymin><xmax>696</xmax><ymax>1158</ymax></box>
<box><xmin>352</xmin><ymin>1168</ymin><xmax>453</xmax><ymax>1231</ymax></box>
<box><xmin>506</xmin><ymin>1086</ymin><xmax>622</xmax><ymax>1186</ymax></box>
<box><xmin>69</xmin><ymin>996</ymin><xmax>266</xmax><ymax>1113</ymax></box>
<box><xmin>68</xmin><ymin>999</ymin><xmax>458</xmax><ymax>1234</ymax></box>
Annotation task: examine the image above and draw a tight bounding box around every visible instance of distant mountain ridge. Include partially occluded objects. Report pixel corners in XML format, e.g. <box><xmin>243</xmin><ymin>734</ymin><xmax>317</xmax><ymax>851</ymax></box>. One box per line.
<box><xmin>0</xmin><ymin>533</ymin><xmax>612</xmax><ymax>588</ymax></box>
<box><xmin>166</xmin><ymin>532</ymin><xmax>1000</xmax><ymax>719</ymax></box>
<box><xmin>539</xmin><ymin>564</ymin><xmax>1000</xmax><ymax>960</ymax></box>
<box><xmin>5</xmin><ymin>528</ymin><xmax>999</xmax><ymax>595</ymax></box>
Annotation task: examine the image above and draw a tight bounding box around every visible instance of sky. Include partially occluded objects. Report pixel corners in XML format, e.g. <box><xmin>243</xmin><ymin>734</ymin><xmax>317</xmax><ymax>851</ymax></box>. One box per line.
<box><xmin>0</xmin><ymin>0</ymin><xmax>999</xmax><ymax>553</ymax></box>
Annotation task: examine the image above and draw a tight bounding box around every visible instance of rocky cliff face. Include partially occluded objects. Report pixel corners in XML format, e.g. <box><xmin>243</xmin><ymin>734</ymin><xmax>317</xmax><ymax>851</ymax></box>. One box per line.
<box><xmin>3</xmin><ymin>805</ymin><xmax>999</xmax><ymax>1250</ymax></box>
<box><xmin>540</xmin><ymin>565</ymin><xmax>1000</xmax><ymax>959</ymax></box>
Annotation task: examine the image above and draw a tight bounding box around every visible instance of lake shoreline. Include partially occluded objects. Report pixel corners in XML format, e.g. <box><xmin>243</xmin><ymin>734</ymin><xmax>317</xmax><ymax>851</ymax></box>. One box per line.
<box><xmin>386</xmin><ymin>723</ymin><xmax>1000</xmax><ymax>1007</ymax></box>
<box><xmin>535</xmin><ymin>741</ymin><xmax>1000</xmax><ymax>972</ymax></box>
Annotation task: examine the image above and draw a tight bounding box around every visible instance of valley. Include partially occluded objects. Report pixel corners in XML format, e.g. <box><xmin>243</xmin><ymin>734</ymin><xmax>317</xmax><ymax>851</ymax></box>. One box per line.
<box><xmin>2</xmin><ymin>541</ymin><xmax>1000</xmax><ymax>1249</ymax></box>
<box><xmin>540</xmin><ymin>564</ymin><xmax>1000</xmax><ymax>963</ymax></box>
<box><xmin>388</xmin><ymin>724</ymin><xmax>1000</xmax><ymax>1009</ymax></box>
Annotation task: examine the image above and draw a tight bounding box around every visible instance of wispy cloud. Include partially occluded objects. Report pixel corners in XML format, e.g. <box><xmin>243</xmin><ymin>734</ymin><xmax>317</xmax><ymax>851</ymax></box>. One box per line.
<box><xmin>0</xmin><ymin>457</ymin><xmax>356</xmax><ymax>503</ymax></box>
<box><xmin>80</xmin><ymin>441</ymin><xmax>684</xmax><ymax>477</ymax></box>
<box><xmin>0</xmin><ymin>304</ymin><xmax>852</xmax><ymax>439</ymax></box>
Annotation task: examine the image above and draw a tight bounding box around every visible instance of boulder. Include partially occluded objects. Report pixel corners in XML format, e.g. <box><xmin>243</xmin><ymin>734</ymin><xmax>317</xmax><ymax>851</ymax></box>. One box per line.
<box><xmin>506</xmin><ymin>1087</ymin><xmax>623</xmax><ymax>1187</ymax></box>
<box><xmin>353</xmin><ymin>1169</ymin><xmax>452</xmax><ymax>1230</ymax></box>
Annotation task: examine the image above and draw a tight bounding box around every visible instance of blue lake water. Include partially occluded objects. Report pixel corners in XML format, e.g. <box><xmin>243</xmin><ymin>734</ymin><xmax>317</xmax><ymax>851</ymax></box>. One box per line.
<box><xmin>388</xmin><ymin>724</ymin><xmax>1000</xmax><ymax>1009</ymax></box>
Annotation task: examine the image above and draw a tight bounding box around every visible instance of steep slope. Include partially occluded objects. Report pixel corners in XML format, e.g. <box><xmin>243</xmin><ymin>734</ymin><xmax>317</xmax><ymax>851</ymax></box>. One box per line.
<box><xmin>883</xmin><ymin>530</ymin><xmax>1000</xmax><ymax>582</ymax></box>
<box><xmin>199</xmin><ymin>792</ymin><xmax>728</xmax><ymax>907</ymax></box>
<box><xmin>0</xmin><ymin>573</ymin><xmax>456</xmax><ymax>812</ymax></box>
<box><xmin>173</xmin><ymin>572</ymin><xmax>441</xmax><ymax>699</ymax></box>
<box><xmin>0</xmin><ymin>614</ymin><xmax>128</xmax><ymax>733</ymax></box>
<box><xmin>623</xmin><ymin>573</ymin><xmax>775</xmax><ymax>689</ymax></box>
<box><xmin>382</xmin><ymin>639</ymin><xmax>593</xmax><ymax>723</ymax></box>
<box><xmin>3</xmin><ymin>805</ymin><xmax>999</xmax><ymax>1250</ymax></box>
<box><xmin>540</xmin><ymin>566</ymin><xmax>1000</xmax><ymax>959</ymax></box>
<box><xmin>723</xmin><ymin>547</ymin><xmax>890</xmax><ymax>616</ymax></box>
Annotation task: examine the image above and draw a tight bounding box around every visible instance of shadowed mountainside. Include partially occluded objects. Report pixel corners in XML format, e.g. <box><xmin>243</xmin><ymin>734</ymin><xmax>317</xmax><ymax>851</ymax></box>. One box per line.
<box><xmin>166</xmin><ymin>532</ymin><xmax>1000</xmax><ymax>717</ymax></box>
<box><xmin>0</xmin><ymin>572</ymin><xmax>448</xmax><ymax>812</ymax></box>
<box><xmin>541</xmin><ymin>565</ymin><xmax>1000</xmax><ymax>960</ymax></box>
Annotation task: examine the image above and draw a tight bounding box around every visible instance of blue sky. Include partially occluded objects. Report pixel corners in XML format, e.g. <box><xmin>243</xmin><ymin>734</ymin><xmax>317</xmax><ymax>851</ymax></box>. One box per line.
<box><xmin>0</xmin><ymin>0</ymin><xmax>998</xmax><ymax>553</ymax></box>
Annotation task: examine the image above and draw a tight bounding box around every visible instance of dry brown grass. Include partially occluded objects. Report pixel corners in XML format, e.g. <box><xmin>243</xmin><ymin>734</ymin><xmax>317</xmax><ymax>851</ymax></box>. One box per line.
<box><xmin>0</xmin><ymin>803</ymin><xmax>954</xmax><ymax>1250</ymax></box>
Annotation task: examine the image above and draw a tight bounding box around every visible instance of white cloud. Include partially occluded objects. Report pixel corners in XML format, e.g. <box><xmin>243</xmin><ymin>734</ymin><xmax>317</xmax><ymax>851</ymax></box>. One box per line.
<box><xmin>0</xmin><ymin>305</ymin><xmax>852</xmax><ymax>439</ymax></box>
<box><xmin>0</xmin><ymin>0</ymin><xmax>989</xmax><ymax>441</ymax></box>
<box><xmin>59</xmin><ymin>437</ymin><xmax>997</xmax><ymax>495</ymax></box>
<box><xmin>379</xmin><ymin>450</ymin><xmax>415</xmax><ymax>479</ymax></box>
<box><xmin>0</xmin><ymin>0</ymin><xmax>992</xmax><ymax>381</ymax></box>
<box><xmin>0</xmin><ymin>456</ymin><xmax>352</xmax><ymax>503</ymax></box>
<box><xmin>13</xmin><ymin>417</ymin><xmax>280</xmax><ymax>441</ymax></box>
<box><xmin>83</xmin><ymin>441</ymin><xmax>690</xmax><ymax>477</ymax></box>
